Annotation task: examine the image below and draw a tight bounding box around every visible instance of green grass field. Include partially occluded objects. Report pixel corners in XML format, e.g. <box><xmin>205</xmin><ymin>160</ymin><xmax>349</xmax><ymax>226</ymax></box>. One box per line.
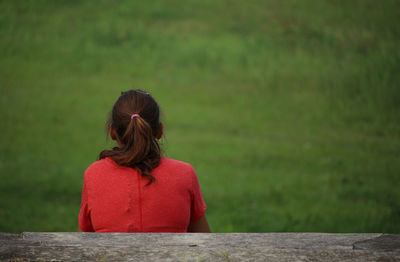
<box><xmin>1</xmin><ymin>0</ymin><xmax>399</xmax><ymax>233</ymax></box>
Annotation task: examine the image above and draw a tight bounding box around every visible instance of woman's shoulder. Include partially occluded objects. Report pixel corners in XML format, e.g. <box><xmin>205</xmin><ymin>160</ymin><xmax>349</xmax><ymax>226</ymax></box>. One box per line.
<box><xmin>160</xmin><ymin>157</ymin><xmax>194</xmax><ymax>170</ymax></box>
<box><xmin>156</xmin><ymin>157</ymin><xmax>198</xmax><ymax>184</ymax></box>
<box><xmin>84</xmin><ymin>157</ymin><xmax>119</xmax><ymax>178</ymax></box>
<box><xmin>158</xmin><ymin>157</ymin><xmax>198</xmax><ymax>177</ymax></box>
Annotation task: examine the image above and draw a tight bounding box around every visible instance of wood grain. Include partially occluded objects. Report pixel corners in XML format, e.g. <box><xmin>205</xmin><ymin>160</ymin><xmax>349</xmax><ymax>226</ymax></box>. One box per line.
<box><xmin>1</xmin><ymin>232</ymin><xmax>399</xmax><ymax>261</ymax></box>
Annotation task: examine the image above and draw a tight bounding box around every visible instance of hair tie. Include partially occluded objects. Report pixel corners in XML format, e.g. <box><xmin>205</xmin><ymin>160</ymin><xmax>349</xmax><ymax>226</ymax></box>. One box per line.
<box><xmin>131</xmin><ymin>114</ymin><xmax>140</xmax><ymax>120</ymax></box>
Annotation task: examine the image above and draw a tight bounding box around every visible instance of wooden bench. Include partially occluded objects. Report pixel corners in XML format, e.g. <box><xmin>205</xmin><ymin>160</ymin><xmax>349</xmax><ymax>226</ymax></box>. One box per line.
<box><xmin>1</xmin><ymin>232</ymin><xmax>399</xmax><ymax>261</ymax></box>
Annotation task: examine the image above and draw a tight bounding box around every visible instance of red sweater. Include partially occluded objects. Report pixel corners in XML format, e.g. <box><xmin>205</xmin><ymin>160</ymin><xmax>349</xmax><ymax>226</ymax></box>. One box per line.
<box><xmin>79</xmin><ymin>157</ymin><xmax>206</xmax><ymax>232</ymax></box>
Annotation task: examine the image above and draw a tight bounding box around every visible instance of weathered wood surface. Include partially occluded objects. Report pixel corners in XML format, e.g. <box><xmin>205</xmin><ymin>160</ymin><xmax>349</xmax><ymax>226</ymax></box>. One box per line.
<box><xmin>1</xmin><ymin>232</ymin><xmax>399</xmax><ymax>262</ymax></box>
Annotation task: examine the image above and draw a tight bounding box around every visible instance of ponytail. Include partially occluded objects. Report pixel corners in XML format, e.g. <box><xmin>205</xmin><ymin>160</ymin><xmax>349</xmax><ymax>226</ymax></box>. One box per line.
<box><xmin>99</xmin><ymin>90</ymin><xmax>162</xmax><ymax>185</ymax></box>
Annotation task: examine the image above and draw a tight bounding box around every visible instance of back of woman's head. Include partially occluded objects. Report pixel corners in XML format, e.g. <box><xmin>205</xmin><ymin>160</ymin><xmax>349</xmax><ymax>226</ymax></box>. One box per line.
<box><xmin>99</xmin><ymin>89</ymin><xmax>161</xmax><ymax>184</ymax></box>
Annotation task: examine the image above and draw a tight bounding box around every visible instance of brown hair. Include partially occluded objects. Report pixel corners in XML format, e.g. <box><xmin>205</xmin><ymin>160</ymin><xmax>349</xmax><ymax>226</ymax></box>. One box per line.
<box><xmin>99</xmin><ymin>90</ymin><xmax>162</xmax><ymax>185</ymax></box>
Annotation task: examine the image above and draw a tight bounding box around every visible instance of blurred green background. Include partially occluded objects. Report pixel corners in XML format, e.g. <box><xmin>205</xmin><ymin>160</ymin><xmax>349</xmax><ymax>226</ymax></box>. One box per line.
<box><xmin>0</xmin><ymin>0</ymin><xmax>399</xmax><ymax>233</ymax></box>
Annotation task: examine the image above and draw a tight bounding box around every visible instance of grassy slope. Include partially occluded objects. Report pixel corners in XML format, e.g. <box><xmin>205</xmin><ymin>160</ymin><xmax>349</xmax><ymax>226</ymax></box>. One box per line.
<box><xmin>0</xmin><ymin>0</ymin><xmax>399</xmax><ymax>232</ymax></box>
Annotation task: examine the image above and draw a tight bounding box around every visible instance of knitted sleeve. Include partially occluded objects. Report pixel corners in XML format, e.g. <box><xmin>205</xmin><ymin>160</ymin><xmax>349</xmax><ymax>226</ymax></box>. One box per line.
<box><xmin>190</xmin><ymin>168</ymin><xmax>207</xmax><ymax>223</ymax></box>
<box><xmin>78</xmin><ymin>176</ymin><xmax>95</xmax><ymax>232</ymax></box>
